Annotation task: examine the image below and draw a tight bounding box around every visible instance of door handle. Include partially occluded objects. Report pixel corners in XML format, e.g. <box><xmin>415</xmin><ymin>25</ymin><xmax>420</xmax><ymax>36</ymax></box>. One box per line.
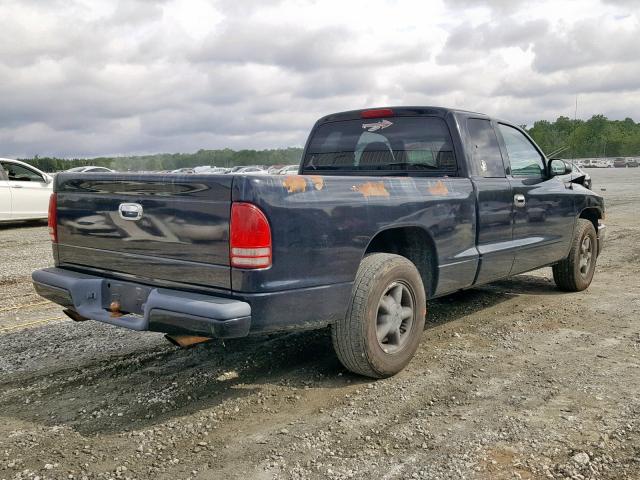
<box><xmin>11</xmin><ymin>184</ymin><xmax>24</xmax><ymax>188</ymax></box>
<box><xmin>514</xmin><ymin>194</ymin><xmax>526</xmax><ymax>207</ymax></box>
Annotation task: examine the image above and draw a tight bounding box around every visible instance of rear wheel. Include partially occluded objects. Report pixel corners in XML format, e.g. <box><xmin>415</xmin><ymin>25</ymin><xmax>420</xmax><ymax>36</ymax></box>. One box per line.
<box><xmin>552</xmin><ymin>219</ymin><xmax>597</xmax><ymax>291</ymax></box>
<box><xmin>331</xmin><ymin>253</ymin><xmax>427</xmax><ymax>378</ymax></box>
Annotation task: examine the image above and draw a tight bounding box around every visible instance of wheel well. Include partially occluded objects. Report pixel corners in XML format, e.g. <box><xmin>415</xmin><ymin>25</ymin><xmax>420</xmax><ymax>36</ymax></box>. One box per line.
<box><xmin>365</xmin><ymin>227</ymin><xmax>438</xmax><ymax>297</ymax></box>
<box><xmin>579</xmin><ymin>208</ymin><xmax>600</xmax><ymax>232</ymax></box>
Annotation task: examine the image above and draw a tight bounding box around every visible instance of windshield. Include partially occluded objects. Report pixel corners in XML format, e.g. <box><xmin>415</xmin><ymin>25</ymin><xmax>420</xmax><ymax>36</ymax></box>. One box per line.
<box><xmin>302</xmin><ymin>116</ymin><xmax>456</xmax><ymax>173</ymax></box>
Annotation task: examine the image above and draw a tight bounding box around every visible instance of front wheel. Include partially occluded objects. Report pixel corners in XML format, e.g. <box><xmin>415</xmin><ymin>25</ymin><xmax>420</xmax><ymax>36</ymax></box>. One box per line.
<box><xmin>331</xmin><ymin>253</ymin><xmax>426</xmax><ymax>378</ymax></box>
<box><xmin>552</xmin><ymin>219</ymin><xmax>598</xmax><ymax>291</ymax></box>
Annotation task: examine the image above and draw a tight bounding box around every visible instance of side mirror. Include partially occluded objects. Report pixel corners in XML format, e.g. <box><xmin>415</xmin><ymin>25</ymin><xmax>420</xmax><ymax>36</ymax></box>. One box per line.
<box><xmin>44</xmin><ymin>175</ymin><xmax>53</xmax><ymax>185</ymax></box>
<box><xmin>549</xmin><ymin>159</ymin><xmax>572</xmax><ymax>177</ymax></box>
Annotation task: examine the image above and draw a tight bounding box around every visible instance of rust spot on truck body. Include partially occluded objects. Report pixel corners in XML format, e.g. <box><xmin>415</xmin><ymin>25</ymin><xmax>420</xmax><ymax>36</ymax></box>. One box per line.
<box><xmin>352</xmin><ymin>181</ymin><xmax>390</xmax><ymax>198</ymax></box>
<box><xmin>282</xmin><ymin>175</ymin><xmax>307</xmax><ymax>193</ymax></box>
<box><xmin>109</xmin><ymin>300</ymin><xmax>123</xmax><ymax>318</ymax></box>
<box><xmin>428</xmin><ymin>180</ymin><xmax>449</xmax><ymax>196</ymax></box>
<box><xmin>309</xmin><ymin>175</ymin><xmax>325</xmax><ymax>191</ymax></box>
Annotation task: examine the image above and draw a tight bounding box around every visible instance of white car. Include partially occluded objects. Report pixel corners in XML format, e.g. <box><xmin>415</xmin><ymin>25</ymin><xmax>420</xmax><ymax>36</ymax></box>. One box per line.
<box><xmin>278</xmin><ymin>165</ymin><xmax>300</xmax><ymax>175</ymax></box>
<box><xmin>236</xmin><ymin>166</ymin><xmax>269</xmax><ymax>175</ymax></box>
<box><xmin>65</xmin><ymin>166</ymin><xmax>115</xmax><ymax>173</ymax></box>
<box><xmin>193</xmin><ymin>166</ymin><xmax>228</xmax><ymax>174</ymax></box>
<box><xmin>0</xmin><ymin>158</ymin><xmax>54</xmax><ymax>222</ymax></box>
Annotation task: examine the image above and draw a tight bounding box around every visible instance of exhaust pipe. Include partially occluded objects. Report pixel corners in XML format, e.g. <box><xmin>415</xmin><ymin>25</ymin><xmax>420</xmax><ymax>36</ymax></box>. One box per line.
<box><xmin>63</xmin><ymin>308</ymin><xmax>89</xmax><ymax>322</ymax></box>
<box><xmin>64</xmin><ymin>309</ymin><xmax>212</xmax><ymax>348</ymax></box>
<box><xmin>165</xmin><ymin>334</ymin><xmax>212</xmax><ymax>348</ymax></box>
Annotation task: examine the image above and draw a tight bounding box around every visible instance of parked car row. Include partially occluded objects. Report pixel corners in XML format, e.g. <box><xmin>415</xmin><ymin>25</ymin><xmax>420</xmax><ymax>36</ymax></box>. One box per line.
<box><xmin>573</xmin><ymin>158</ymin><xmax>639</xmax><ymax>168</ymax></box>
<box><xmin>2</xmin><ymin>163</ymin><xmax>117</xmax><ymax>223</ymax></box>
<box><xmin>169</xmin><ymin>165</ymin><xmax>299</xmax><ymax>175</ymax></box>
<box><xmin>65</xmin><ymin>166</ymin><xmax>115</xmax><ymax>173</ymax></box>
<box><xmin>574</xmin><ymin>159</ymin><xmax>613</xmax><ymax>168</ymax></box>
<box><xmin>1</xmin><ymin>158</ymin><xmax>302</xmax><ymax>222</ymax></box>
<box><xmin>62</xmin><ymin>165</ymin><xmax>302</xmax><ymax>175</ymax></box>
<box><xmin>613</xmin><ymin>157</ymin><xmax>639</xmax><ymax>168</ymax></box>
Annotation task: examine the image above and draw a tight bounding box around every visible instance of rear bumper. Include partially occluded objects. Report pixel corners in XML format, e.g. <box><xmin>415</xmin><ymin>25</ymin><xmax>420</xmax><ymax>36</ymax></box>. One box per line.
<box><xmin>32</xmin><ymin>268</ymin><xmax>251</xmax><ymax>338</ymax></box>
<box><xmin>32</xmin><ymin>267</ymin><xmax>353</xmax><ymax>337</ymax></box>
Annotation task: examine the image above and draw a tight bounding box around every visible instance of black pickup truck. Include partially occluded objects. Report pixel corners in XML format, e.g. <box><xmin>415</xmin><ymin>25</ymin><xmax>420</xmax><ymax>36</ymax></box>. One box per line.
<box><xmin>33</xmin><ymin>107</ymin><xmax>606</xmax><ymax>378</ymax></box>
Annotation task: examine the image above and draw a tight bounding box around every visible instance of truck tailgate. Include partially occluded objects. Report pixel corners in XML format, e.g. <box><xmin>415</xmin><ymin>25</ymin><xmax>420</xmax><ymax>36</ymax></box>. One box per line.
<box><xmin>55</xmin><ymin>174</ymin><xmax>232</xmax><ymax>290</ymax></box>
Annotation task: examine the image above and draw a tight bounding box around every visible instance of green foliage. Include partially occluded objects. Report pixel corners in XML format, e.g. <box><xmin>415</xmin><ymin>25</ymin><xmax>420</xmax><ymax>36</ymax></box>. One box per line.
<box><xmin>19</xmin><ymin>148</ymin><xmax>303</xmax><ymax>173</ymax></box>
<box><xmin>526</xmin><ymin>115</ymin><xmax>640</xmax><ymax>158</ymax></box>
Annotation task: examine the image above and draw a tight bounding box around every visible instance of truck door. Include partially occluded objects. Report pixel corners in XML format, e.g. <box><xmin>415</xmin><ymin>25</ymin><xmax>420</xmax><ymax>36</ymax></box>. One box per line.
<box><xmin>496</xmin><ymin>123</ymin><xmax>575</xmax><ymax>275</ymax></box>
<box><xmin>466</xmin><ymin>118</ymin><xmax>515</xmax><ymax>284</ymax></box>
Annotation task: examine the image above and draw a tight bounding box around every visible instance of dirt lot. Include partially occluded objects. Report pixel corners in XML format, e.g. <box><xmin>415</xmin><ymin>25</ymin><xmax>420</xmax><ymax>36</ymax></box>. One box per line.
<box><xmin>1</xmin><ymin>169</ymin><xmax>639</xmax><ymax>480</ymax></box>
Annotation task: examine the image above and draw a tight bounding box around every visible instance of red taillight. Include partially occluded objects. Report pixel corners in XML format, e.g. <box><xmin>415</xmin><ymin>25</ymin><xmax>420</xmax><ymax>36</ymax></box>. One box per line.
<box><xmin>48</xmin><ymin>193</ymin><xmax>58</xmax><ymax>243</ymax></box>
<box><xmin>230</xmin><ymin>202</ymin><xmax>272</xmax><ymax>269</ymax></box>
<box><xmin>361</xmin><ymin>108</ymin><xmax>394</xmax><ymax>119</ymax></box>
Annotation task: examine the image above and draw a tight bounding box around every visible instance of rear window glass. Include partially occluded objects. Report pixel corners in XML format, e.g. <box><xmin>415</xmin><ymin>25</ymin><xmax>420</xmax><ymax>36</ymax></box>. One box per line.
<box><xmin>302</xmin><ymin>117</ymin><xmax>456</xmax><ymax>173</ymax></box>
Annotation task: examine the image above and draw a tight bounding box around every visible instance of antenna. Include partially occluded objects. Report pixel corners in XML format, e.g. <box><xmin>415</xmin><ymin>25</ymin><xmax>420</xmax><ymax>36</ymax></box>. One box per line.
<box><xmin>569</xmin><ymin>95</ymin><xmax>578</xmax><ymax>183</ymax></box>
<box><xmin>572</xmin><ymin>96</ymin><xmax>578</xmax><ymax>159</ymax></box>
<box><xmin>548</xmin><ymin>145</ymin><xmax>570</xmax><ymax>158</ymax></box>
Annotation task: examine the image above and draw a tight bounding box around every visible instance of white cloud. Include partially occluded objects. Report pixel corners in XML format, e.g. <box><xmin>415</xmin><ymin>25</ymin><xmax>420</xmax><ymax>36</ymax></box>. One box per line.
<box><xmin>0</xmin><ymin>0</ymin><xmax>639</xmax><ymax>157</ymax></box>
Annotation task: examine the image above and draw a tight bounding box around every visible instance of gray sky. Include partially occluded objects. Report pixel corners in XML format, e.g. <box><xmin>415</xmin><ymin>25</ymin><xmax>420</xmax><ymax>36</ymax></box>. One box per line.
<box><xmin>1</xmin><ymin>0</ymin><xmax>638</xmax><ymax>157</ymax></box>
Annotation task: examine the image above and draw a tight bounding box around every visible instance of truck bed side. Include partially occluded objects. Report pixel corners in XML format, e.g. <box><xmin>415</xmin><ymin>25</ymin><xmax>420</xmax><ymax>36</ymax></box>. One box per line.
<box><xmin>231</xmin><ymin>174</ymin><xmax>478</xmax><ymax>297</ymax></box>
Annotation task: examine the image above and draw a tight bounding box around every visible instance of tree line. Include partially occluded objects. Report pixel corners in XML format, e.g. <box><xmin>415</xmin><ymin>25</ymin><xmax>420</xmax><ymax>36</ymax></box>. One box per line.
<box><xmin>527</xmin><ymin>114</ymin><xmax>640</xmax><ymax>159</ymax></box>
<box><xmin>19</xmin><ymin>114</ymin><xmax>640</xmax><ymax>172</ymax></box>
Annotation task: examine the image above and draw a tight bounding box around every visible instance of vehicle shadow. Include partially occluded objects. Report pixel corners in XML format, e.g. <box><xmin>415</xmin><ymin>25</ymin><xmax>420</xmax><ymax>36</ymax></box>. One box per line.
<box><xmin>427</xmin><ymin>273</ymin><xmax>561</xmax><ymax>327</ymax></box>
<box><xmin>0</xmin><ymin>272</ymin><xmax>563</xmax><ymax>436</ymax></box>
<box><xmin>486</xmin><ymin>273</ymin><xmax>564</xmax><ymax>296</ymax></box>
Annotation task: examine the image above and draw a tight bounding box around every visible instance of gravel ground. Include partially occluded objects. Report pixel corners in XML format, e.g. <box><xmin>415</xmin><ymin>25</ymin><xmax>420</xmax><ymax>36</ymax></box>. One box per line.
<box><xmin>1</xmin><ymin>169</ymin><xmax>639</xmax><ymax>480</ymax></box>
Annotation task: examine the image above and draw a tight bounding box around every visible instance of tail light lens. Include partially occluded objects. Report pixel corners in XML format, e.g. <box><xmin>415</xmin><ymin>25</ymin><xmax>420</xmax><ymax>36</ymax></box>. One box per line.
<box><xmin>230</xmin><ymin>202</ymin><xmax>272</xmax><ymax>268</ymax></box>
<box><xmin>361</xmin><ymin>108</ymin><xmax>394</xmax><ymax>119</ymax></box>
<box><xmin>48</xmin><ymin>193</ymin><xmax>58</xmax><ymax>243</ymax></box>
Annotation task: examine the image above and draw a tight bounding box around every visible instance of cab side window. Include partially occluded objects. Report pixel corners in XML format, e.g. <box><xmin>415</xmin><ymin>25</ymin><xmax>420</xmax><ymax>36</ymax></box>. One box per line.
<box><xmin>1</xmin><ymin>162</ymin><xmax>44</xmax><ymax>182</ymax></box>
<box><xmin>467</xmin><ymin>118</ymin><xmax>506</xmax><ymax>177</ymax></box>
<box><xmin>497</xmin><ymin>124</ymin><xmax>545</xmax><ymax>178</ymax></box>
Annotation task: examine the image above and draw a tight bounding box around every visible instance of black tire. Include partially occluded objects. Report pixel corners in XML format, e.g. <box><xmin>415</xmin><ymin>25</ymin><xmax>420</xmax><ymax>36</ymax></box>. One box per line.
<box><xmin>331</xmin><ymin>253</ymin><xmax>427</xmax><ymax>378</ymax></box>
<box><xmin>552</xmin><ymin>219</ymin><xmax>598</xmax><ymax>292</ymax></box>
